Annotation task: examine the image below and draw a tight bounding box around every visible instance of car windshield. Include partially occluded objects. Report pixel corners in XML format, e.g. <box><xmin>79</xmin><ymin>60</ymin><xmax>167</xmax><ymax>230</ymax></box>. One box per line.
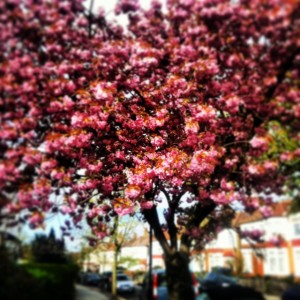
<box><xmin>89</xmin><ymin>274</ymin><xmax>100</xmax><ymax>279</ymax></box>
<box><xmin>117</xmin><ymin>275</ymin><xmax>129</xmax><ymax>281</ymax></box>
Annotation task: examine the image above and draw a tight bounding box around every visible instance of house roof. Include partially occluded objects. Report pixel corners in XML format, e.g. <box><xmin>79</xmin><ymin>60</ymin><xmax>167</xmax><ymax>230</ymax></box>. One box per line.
<box><xmin>232</xmin><ymin>200</ymin><xmax>291</xmax><ymax>226</ymax></box>
<box><xmin>124</xmin><ymin>234</ymin><xmax>149</xmax><ymax>247</ymax></box>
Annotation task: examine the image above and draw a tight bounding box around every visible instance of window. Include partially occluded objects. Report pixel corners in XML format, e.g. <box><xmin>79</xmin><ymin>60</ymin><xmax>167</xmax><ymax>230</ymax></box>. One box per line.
<box><xmin>293</xmin><ymin>248</ymin><xmax>300</xmax><ymax>277</ymax></box>
<box><xmin>264</xmin><ymin>248</ymin><xmax>289</xmax><ymax>276</ymax></box>
<box><xmin>209</xmin><ymin>253</ymin><xmax>224</xmax><ymax>271</ymax></box>
<box><xmin>117</xmin><ymin>275</ymin><xmax>129</xmax><ymax>281</ymax></box>
<box><xmin>294</xmin><ymin>223</ymin><xmax>300</xmax><ymax>236</ymax></box>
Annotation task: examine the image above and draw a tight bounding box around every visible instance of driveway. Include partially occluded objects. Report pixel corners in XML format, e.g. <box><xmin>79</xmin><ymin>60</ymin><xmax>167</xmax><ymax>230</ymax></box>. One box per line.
<box><xmin>76</xmin><ymin>284</ymin><xmax>109</xmax><ymax>300</ymax></box>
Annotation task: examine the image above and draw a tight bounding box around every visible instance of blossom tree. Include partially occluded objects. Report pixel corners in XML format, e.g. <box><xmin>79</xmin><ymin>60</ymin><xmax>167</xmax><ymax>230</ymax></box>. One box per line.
<box><xmin>1</xmin><ymin>0</ymin><xmax>300</xmax><ymax>298</ymax></box>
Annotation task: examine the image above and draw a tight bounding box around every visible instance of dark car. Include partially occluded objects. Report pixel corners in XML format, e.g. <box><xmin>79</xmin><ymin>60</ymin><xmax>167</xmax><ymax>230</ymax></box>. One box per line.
<box><xmin>138</xmin><ymin>269</ymin><xmax>199</xmax><ymax>300</ymax></box>
<box><xmin>198</xmin><ymin>270</ymin><xmax>265</xmax><ymax>300</ymax></box>
<box><xmin>99</xmin><ymin>271</ymin><xmax>127</xmax><ymax>291</ymax></box>
<box><xmin>99</xmin><ymin>271</ymin><xmax>113</xmax><ymax>290</ymax></box>
<box><xmin>200</xmin><ymin>270</ymin><xmax>238</xmax><ymax>288</ymax></box>
<box><xmin>281</xmin><ymin>284</ymin><xmax>300</xmax><ymax>300</ymax></box>
<box><xmin>84</xmin><ymin>272</ymin><xmax>102</xmax><ymax>286</ymax></box>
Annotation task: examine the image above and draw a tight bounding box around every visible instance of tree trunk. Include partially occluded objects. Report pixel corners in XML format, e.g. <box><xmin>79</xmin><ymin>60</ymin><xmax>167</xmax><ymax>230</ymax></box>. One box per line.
<box><xmin>112</xmin><ymin>248</ymin><xmax>117</xmax><ymax>296</ymax></box>
<box><xmin>164</xmin><ymin>250</ymin><xmax>195</xmax><ymax>300</ymax></box>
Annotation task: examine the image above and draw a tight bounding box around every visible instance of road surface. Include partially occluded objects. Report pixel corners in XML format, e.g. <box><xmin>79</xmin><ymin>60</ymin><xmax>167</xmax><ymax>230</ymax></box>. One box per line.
<box><xmin>264</xmin><ymin>295</ymin><xmax>280</xmax><ymax>300</ymax></box>
<box><xmin>76</xmin><ymin>284</ymin><xmax>109</xmax><ymax>300</ymax></box>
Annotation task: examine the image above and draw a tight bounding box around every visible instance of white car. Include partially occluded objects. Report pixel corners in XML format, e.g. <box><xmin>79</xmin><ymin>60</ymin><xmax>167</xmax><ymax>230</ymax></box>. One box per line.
<box><xmin>116</xmin><ymin>274</ymin><xmax>135</xmax><ymax>293</ymax></box>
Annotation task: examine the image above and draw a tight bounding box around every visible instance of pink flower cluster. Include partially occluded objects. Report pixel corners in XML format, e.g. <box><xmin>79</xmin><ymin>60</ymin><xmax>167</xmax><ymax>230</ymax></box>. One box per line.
<box><xmin>189</xmin><ymin>147</ymin><xmax>225</xmax><ymax>178</ymax></box>
<box><xmin>240</xmin><ymin>229</ymin><xmax>265</xmax><ymax>243</ymax></box>
<box><xmin>113</xmin><ymin>198</ymin><xmax>135</xmax><ymax>216</ymax></box>
<box><xmin>0</xmin><ymin>0</ymin><xmax>299</xmax><ymax>242</ymax></box>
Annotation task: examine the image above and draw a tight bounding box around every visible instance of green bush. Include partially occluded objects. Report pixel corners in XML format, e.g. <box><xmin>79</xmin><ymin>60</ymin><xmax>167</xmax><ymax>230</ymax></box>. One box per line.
<box><xmin>0</xmin><ymin>247</ymin><xmax>38</xmax><ymax>300</ymax></box>
<box><xmin>0</xmin><ymin>248</ymin><xmax>78</xmax><ymax>300</ymax></box>
<box><xmin>22</xmin><ymin>263</ymin><xmax>79</xmax><ymax>300</ymax></box>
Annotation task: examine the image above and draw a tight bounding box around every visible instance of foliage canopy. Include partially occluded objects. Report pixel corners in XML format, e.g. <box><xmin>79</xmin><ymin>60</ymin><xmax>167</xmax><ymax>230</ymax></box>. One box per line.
<box><xmin>0</xmin><ymin>2</ymin><xmax>299</xmax><ymax>297</ymax></box>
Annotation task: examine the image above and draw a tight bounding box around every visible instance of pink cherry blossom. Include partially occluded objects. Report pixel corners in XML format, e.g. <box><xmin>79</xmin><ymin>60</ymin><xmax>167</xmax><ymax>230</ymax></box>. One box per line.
<box><xmin>250</xmin><ymin>136</ymin><xmax>269</xmax><ymax>150</ymax></box>
<box><xmin>260</xmin><ymin>206</ymin><xmax>273</xmax><ymax>218</ymax></box>
<box><xmin>125</xmin><ymin>185</ymin><xmax>141</xmax><ymax>199</ymax></box>
<box><xmin>140</xmin><ymin>201</ymin><xmax>154</xmax><ymax>210</ymax></box>
<box><xmin>0</xmin><ymin>1</ymin><xmax>299</xmax><ymax>292</ymax></box>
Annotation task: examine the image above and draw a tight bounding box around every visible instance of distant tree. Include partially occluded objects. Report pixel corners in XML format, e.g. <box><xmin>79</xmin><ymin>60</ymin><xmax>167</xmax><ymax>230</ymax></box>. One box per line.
<box><xmin>118</xmin><ymin>256</ymin><xmax>140</xmax><ymax>270</ymax></box>
<box><xmin>31</xmin><ymin>228</ymin><xmax>66</xmax><ymax>263</ymax></box>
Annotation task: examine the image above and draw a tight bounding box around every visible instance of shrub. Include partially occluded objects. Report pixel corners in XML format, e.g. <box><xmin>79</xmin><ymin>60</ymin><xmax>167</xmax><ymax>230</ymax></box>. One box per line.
<box><xmin>0</xmin><ymin>248</ymin><xmax>78</xmax><ymax>300</ymax></box>
<box><xmin>22</xmin><ymin>263</ymin><xmax>79</xmax><ymax>300</ymax></box>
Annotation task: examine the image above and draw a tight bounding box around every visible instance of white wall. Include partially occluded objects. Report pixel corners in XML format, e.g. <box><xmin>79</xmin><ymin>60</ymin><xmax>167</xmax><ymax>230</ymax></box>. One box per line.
<box><xmin>240</xmin><ymin>216</ymin><xmax>294</xmax><ymax>244</ymax></box>
<box><xmin>121</xmin><ymin>245</ymin><xmax>148</xmax><ymax>259</ymax></box>
<box><xmin>207</xmin><ymin>229</ymin><xmax>238</xmax><ymax>249</ymax></box>
<box><xmin>293</xmin><ymin>247</ymin><xmax>300</xmax><ymax>277</ymax></box>
<box><xmin>152</xmin><ymin>241</ymin><xmax>164</xmax><ymax>256</ymax></box>
<box><xmin>208</xmin><ymin>253</ymin><xmax>224</xmax><ymax>271</ymax></box>
<box><xmin>242</xmin><ymin>249</ymin><xmax>253</xmax><ymax>273</ymax></box>
<box><xmin>190</xmin><ymin>254</ymin><xmax>206</xmax><ymax>273</ymax></box>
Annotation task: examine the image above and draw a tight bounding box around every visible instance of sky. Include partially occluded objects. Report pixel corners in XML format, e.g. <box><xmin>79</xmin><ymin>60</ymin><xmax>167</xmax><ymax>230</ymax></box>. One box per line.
<box><xmin>83</xmin><ymin>0</ymin><xmax>154</xmax><ymax>17</ymax></box>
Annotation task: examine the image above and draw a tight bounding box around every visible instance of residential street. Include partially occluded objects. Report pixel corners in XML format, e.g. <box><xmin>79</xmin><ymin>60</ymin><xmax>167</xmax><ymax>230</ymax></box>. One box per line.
<box><xmin>76</xmin><ymin>284</ymin><xmax>109</xmax><ymax>300</ymax></box>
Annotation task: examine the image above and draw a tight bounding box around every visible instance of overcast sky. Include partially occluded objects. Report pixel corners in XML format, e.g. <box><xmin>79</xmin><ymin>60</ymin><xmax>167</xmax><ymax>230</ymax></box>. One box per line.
<box><xmin>83</xmin><ymin>0</ymin><xmax>153</xmax><ymax>16</ymax></box>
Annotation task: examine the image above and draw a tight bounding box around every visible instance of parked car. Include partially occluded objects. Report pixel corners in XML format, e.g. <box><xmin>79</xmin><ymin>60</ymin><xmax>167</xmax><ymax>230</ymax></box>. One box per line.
<box><xmin>77</xmin><ymin>271</ymin><xmax>86</xmax><ymax>284</ymax></box>
<box><xmin>281</xmin><ymin>284</ymin><xmax>300</xmax><ymax>300</ymax></box>
<box><xmin>198</xmin><ymin>270</ymin><xmax>265</xmax><ymax>300</ymax></box>
<box><xmin>116</xmin><ymin>273</ymin><xmax>135</xmax><ymax>293</ymax></box>
<box><xmin>139</xmin><ymin>268</ymin><xmax>264</xmax><ymax>300</ymax></box>
<box><xmin>138</xmin><ymin>269</ymin><xmax>199</xmax><ymax>300</ymax></box>
<box><xmin>99</xmin><ymin>271</ymin><xmax>133</xmax><ymax>292</ymax></box>
<box><xmin>80</xmin><ymin>272</ymin><xmax>102</xmax><ymax>286</ymax></box>
<box><xmin>99</xmin><ymin>271</ymin><xmax>113</xmax><ymax>290</ymax></box>
<box><xmin>199</xmin><ymin>269</ymin><xmax>238</xmax><ymax>288</ymax></box>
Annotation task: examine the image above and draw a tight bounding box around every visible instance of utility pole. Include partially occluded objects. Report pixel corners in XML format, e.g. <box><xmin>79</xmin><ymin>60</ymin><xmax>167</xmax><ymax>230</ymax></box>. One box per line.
<box><xmin>147</xmin><ymin>225</ymin><xmax>153</xmax><ymax>300</ymax></box>
<box><xmin>112</xmin><ymin>216</ymin><xmax>119</xmax><ymax>299</ymax></box>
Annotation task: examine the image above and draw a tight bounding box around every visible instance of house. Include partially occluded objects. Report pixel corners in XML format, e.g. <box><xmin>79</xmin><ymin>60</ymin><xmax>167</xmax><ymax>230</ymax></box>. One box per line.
<box><xmin>83</xmin><ymin>233</ymin><xmax>165</xmax><ymax>272</ymax></box>
<box><xmin>191</xmin><ymin>201</ymin><xmax>300</xmax><ymax>279</ymax></box>
<box><xmin>84</xmin><ymin>201</ymin><xmax>300</xmax><ymax>279</ymax></box>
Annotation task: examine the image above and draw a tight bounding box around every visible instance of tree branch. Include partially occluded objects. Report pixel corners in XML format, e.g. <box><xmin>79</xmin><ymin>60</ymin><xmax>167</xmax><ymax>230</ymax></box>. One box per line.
<box><xmin>254</xmin><ymin>46</ymin><xmax>300</xmax><ymax>128</ymax></box>
<box><xmin>180</xmin><ymin>201</ymin><xmax>216</xmax><ymax>251</ymax></box>
<box><xmin>142</xmin><ymin>205</ymin><xmax>171</xmax><ymax>255</ymax></box>
<box><xmin>161</xmin><ymin>188</ymin><xmax>178</xmax><ymax>250</ymax></box>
